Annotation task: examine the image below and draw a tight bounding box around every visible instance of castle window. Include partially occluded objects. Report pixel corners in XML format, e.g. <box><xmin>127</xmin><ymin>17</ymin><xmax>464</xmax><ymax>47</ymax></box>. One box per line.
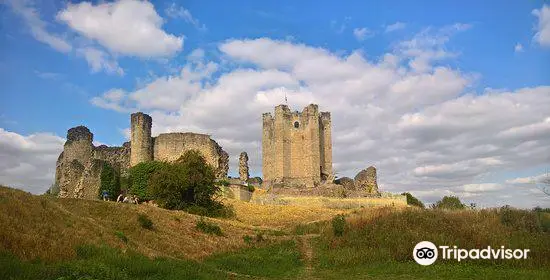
<box><xmin>294</xmin><ymin>121</ymin><xmax>300</xmax><ymax>128</ymax></box>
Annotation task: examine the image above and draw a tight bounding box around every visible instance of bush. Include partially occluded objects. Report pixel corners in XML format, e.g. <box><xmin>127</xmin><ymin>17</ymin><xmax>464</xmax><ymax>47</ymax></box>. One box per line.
<box><xmin>499</xmin><ymin>206</ymin><xmax>542</xmax><ymax>233</ymax></box>
<box><xmin>137</xmin><ymin>214</ymin><xmax>154</xmax><ymax>230</ymax></box>
<box><xmin>128</xmin><ymin>161</ymin><xmax>167</xmax><ymax>201</ymax></box>
<box><xmin>247</xmin><ymin>185</ymin><xmax>255</xmax><ymax>192</ymax></box>
<box><xmin>148</xmin><ymin>150</ymin><xmax>222</xmax><ymax>211</ymax></box>
<box><xmin>401</xmin><ymin>192</ymin><xmax>424</xmax><ymax>208</ymax></box>
<box><xmin>434</xmin><ymin>195</ymin><xmax>465</xmax><ymax>210</ymax></box>
<box><xmin>99</xmin><ymin>162</ymin><xmax>120</xmax><ymax>200</ymax></box>
<box><xmin>196</xmin><ymin>218</ymin><xmax>223</xmax><ymax>236</ymax></box>
<box><xmin>115</xmin><ymin>231</ymin><xmax>128</xmax><ymax>243</ymax></box>
<box><xmin>332</xmin><ymin>214</ymin><xmax>346</xmax><ymax>237</ymax></box>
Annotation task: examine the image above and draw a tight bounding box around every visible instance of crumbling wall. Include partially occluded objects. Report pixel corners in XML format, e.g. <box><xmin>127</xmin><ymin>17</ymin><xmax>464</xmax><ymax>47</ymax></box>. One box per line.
<box><xmin>239</xmin><ymin>152</ymin><xmax>249</xmax><ymax>182</ymax></box>
<box><xmin>56</xmin><ymin>126</ymin><xmax>131</xmax><ymax>200</ymax></box>
<box><xmin>153</xmin><ymin>132</ymin><xmax>228</xmax><ymax>179</ymax></box>
<box><xmin>354</xmin><ymin>166</ymin><xmax>379</xmax><ymax>195</ymax></box>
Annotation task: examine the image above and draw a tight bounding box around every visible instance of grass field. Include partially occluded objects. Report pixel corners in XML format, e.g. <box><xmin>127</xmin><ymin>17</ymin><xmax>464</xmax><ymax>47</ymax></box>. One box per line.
<box><xmin>1</xmin><ymin>185</ymin><xmax>549</xmax><ymax>279</ymax></box>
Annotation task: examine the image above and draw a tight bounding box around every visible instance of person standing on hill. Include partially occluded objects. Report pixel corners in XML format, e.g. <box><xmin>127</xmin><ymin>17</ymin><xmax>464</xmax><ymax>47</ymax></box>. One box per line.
<box><xmin>102</xmin><ymin>190</ymin><xmax>109</xmax><ymax>201</ymax></box>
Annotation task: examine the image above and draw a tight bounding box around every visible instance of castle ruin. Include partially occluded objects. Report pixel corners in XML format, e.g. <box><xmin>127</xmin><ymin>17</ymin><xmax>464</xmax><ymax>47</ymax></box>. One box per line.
<box><xmin>55</xmin><ymin>112</ymin><xmax>228</xmax><ymax>199</ymax></box>
<box><xmin>262</xmin><ymin>104</ymin><xmax>332</xmax><ymax>188</ymax></box>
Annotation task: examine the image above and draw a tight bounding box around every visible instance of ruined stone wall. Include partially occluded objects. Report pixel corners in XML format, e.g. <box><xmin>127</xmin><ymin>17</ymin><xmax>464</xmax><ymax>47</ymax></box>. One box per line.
<box><xmin>152</xmin><ymin>132</ymin><xmax>228</xmax><ymax>178</ymax></box>
<box><xmin>93</xmin><ymin>142</ymin><xmax>130</xmax><ymax>175</ymax></box>
<box><xmin>262</xmin><ymin>104</ymin><xmax>332</xmax><ymax>188</ymax></box>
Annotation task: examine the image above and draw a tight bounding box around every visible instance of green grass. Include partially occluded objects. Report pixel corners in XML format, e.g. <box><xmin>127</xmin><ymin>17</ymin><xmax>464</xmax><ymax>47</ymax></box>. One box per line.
<box><xmin>205</xmin><ymin>240</ymin><xmax>303</xmax><ymax>278</ymax></box>
<box><xmin>0</xmin><ymin>241</ymin><xmax>304</xmax><ymax>280</ymax></box>
<box><xmin>312</xmin><ymin>261</ymin><xmax>550</xmax><ymax>280</ymax></box>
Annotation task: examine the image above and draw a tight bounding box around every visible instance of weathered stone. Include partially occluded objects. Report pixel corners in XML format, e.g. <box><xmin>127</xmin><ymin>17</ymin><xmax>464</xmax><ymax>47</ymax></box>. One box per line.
<box><xmin>262</xmin><ymin>104</ymin><xmax>332</xmax><ymax>188</ymax></box>
<box><xmin>66</xmin><ymin>126</ymin><xmax>93</xmax><ymax>143</ymax></box>
<box><xmin>354</xmin><ymin>166</ymin><xmax>379</xmax><ymax>194</ymax></box>
<box><xmin>239</xmin><ymin>152</ymin><xmax>249</xmax><ymax>182</ymax></box>
<box><xmin>335</xmin><ymin>176</ymin><xmax>355</xmax><ymax>190</ymax></box>
<box><xmin>55</xmin><ymin>112</ymin><xmax>230</xmax><ymax>200</ymax></box>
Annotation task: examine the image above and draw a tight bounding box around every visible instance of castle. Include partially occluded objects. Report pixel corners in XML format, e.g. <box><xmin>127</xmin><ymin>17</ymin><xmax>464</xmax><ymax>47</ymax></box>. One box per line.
<box><xmin>54</xmin><ymin>104</ymin><xmax>382</xmax><ymax>201</ymax></box>
<box><xmin>55</xmin><ymin>112</ymin><xmax>228</xmax><ymax>199</ymax></box>
<box><xmin>262</xmin><ymin>104</ymin><xmax>332</xmax><ymax>188</ymax></box>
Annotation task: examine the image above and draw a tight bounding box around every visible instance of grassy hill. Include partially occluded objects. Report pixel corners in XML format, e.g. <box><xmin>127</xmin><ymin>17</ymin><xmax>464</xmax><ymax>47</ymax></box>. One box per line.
<box><xmin>1</xmin><ymin>185</ymin><xmax>549</xmax><ymax>279</ymax></box>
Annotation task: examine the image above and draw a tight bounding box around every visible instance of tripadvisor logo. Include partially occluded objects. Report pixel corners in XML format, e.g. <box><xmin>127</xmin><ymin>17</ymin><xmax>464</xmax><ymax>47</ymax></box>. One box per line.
<box><xmin>413</xmin><ymin>241</ymin><xmax>530</xmax><ymax>266</ymax></box>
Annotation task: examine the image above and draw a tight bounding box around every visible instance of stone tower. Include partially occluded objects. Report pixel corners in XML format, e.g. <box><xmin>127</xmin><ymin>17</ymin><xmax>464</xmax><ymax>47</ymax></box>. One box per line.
<box><xmin>130</xmin><ymin>112</ymin><xmax>153</xmax><ymax>167</ymax></box>
<box><xmin>262</xmin><ymin>104</ymin><xmax>332</xmax><ymax>187</ymax></box>
<box><xmin>239</xmin><ymin>152</ymin><xmax>249</xmax><ymax>182</ymax></box>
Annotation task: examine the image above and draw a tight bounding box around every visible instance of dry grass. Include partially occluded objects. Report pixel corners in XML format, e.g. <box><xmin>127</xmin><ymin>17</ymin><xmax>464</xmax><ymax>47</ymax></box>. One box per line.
<box><xmin>0</xmin><ymin>186</ymin><xmax>254</xmax><ymax>262</ymax></box>
<box><xmin>226</xmin><ymin>198</ymin><xmax>350</xmax><ymax>229</ymax></box>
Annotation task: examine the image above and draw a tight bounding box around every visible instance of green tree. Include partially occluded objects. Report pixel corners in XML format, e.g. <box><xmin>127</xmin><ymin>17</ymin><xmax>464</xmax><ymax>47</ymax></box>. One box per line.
<box><xmin>99</xmin><ymin>162</ymin><xmax>120</xmax><ymax>199</ymax></box>
<box><xmin>148</xmin><ymin>150</ymin><xmax>221</xmax><ymax>211</ymax></box>
<box><xmin>434</xmin><ymin>195</ymin><xmax>465</xmax><ymax>210</ymax></box>
<box><xmin>128</xmin><ymin>161</ymin><xmax>167</xmax><ymax>200</ymax></box>
<box><xmin>401</xmin><ymin>192</ymin><xmax>425</xmax><ymax>208</ymax></box>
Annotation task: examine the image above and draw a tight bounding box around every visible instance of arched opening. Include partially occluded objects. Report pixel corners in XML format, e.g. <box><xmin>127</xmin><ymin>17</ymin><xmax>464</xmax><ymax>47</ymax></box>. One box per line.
<box><xmin>294</xmin><ymin>121</ymin><xmax>300</xmax><ymax>128</ymax></box>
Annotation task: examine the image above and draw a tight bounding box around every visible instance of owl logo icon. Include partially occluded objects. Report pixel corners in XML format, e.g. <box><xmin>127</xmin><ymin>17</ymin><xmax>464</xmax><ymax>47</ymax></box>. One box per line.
<box><xmin>413</xmin><ymin>241</ymin><xmax>438</xmax><ymax>265</ymax></box>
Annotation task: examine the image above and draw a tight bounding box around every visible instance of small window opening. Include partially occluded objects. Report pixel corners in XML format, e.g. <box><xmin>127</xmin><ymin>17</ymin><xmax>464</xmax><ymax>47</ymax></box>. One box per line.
<box><xmin>294</xmin><ymin>121</ymin><xmax>300</xmax><ymax>128</ymax></box>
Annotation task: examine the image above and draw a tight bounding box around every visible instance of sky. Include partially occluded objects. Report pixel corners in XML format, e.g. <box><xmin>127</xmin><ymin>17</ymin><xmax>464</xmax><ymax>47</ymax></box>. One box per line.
<box><xmin>1</xmin><ymin>0</ymin><xmax>549</xmax><ymax>208</ymax></box>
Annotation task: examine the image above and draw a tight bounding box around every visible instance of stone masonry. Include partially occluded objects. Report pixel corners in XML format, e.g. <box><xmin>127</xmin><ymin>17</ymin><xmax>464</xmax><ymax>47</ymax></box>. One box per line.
<box><xmin>55</xmin><ymin>112</ymin><xmax>229</xmax><ymax>200</ymax></box>
<box><xmin>262</xmin><ymin>104</ymin><xmax>332</xmax><ymax>188</ymax></box>
<box><xmin>239</xmin><ymin>152</ymin><xmax>249</xmax><ymax>182</ymax></box>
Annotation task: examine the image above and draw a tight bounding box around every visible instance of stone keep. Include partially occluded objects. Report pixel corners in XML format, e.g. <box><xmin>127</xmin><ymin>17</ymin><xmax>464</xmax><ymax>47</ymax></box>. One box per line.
<box><xmin>55</xmin><ymin>112</ymin><xmax>229</xmax><ymax>200</ymax></box>
<box><xmin>262</xmin><ymin>104</ymin><xmax>332</xmax><ymax>188</ymax></box>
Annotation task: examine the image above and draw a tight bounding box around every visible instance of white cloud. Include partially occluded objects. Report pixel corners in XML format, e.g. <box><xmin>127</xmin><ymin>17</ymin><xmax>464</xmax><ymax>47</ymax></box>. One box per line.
<box><xmin>82</xmin><ymin>25</ymin><xmax>550</xmax><ymax>208</ymax></box>
<box><xmin>353</xmin><ymin>27</ymin><xmax>375</xmax><ymax>41</ymax></box>
<box><xmin>57</xmin><ymin>0</ymin><xmax>183</xmax><ymax>57</ymax></box>
<box><xmin>514</xmin><ymin>43</ymin><xmax>524</xmax><ymax>52</ymax></box>
<box><xmin>385</xmin><ymin>22</ymin><xmax>406</xmax><ymax>33</ymax></box>
<box><xmin>4</xmin><ymin>0</ymin><xmax>72</xmax><ymax>52</ymax></box>
<box><xmin>532</xmin><ymin>4</ymin><xmax>550</xmax><ymax>47</ymax></box>
<box><xmin>165</xmin><ymin>2</ymin><xmax>206</xmax><ymax>31</ymax></box>
<box><xmin>0</xmin><ymin>128</ymin><xmax>64</xmax><ymax>194</ymax></box>
<box><xmin>77</xmin><ymin>47</ymin><xmax>124</xmax><ymax>75</ymax></box>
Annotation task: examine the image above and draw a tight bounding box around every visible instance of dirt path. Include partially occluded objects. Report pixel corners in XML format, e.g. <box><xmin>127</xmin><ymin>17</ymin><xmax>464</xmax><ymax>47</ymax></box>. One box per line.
<box><xmin>298</xmin><ymin>234</ymin><xmax>320</xmax><ymax>280</ymax></box>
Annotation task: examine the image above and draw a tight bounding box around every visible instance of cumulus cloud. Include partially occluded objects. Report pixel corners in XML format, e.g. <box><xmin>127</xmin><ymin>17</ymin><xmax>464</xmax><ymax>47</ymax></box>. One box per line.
<box><xmin>4</xmin><ymin>0</ymin><xmax>72</xmax><ymax>52</ymax></box>
<box><xmin>0</xmin><ymin>128</ymin><xmax>64</xmax><ymax>194</ymax></box>
<box><xmin>532</xmin><ymin>4</ymin><xmax>550</xmax><ymax>47</ymax></box>
<box><xmin>385</xmin><ymin>22</ymin><xmax>406</xmax><ymax>33</ymax></box>
<box><xmin>77</xmin><ymin>47</ymin><xmax>124</xmax><ymax>75</ymax></box>
<box><xmin>57</xmin><ymin>0</ymin><xmax>183</xmax><ymax>57</ymax></box>
<box><xmin>353</xmin><ymin>27</ymin><xmax>375</xmax><ymax>41</ymax></box>
<box><xmin>87</xmin><ymin>25</ymin><xmax>550</xmax><ymax>208</ymax></box>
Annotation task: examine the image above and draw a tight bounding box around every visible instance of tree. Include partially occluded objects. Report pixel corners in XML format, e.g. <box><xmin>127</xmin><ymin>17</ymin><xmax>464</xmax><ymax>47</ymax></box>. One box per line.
<box><xmin>401</xmin><ymin>192</ymin><xmax>425</xmax><ymax>208</ymax></box>
<box><xmin>148</xmin><ymin>150</ymin><xmax>220</xmax><ymax>210</ymax></box>
<box><xmin>434</xmin><ymin>195</ymin><xmax>465</xmax><ymax>210</ymax></box>
<box><xmin>128</xmin><ymin>161</ymin><xmax>167</xmax><ymax>200</ymax></box>
<box><xmin>99</xmin><ymin>162</ymin><xmax>120</xmax><ymax>199</ymax></box>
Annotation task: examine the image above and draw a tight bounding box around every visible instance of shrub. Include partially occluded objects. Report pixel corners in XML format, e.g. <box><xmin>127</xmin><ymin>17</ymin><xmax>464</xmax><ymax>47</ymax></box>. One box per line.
<box><xmin>99</xmin><ymin>162</ymin><xmax>120</xmax><ymax>200</ymax></box>
<box><xmin>44</xmin><ymin>184</ymin><xmax>60</xmax><ymax>196</ymax></box>
<box><xmin>115</xmin><ymin>231</ymin><xmax>128</xmax><ymax>243</ymax></box>
<box><xmin>247</xmin><ymin>185</ymin><xmax>255</xmax><ymax>192</ymax></box>
<box><xmin>137</xmin><ymin>214</ymin><xmax>154</xmax><ymax>230</ymax></box>
<box><xmin>332</xmin><ymin>214</ymin><xmax>346</xmax><ymax>237</ymax></box>
<box><xmin>128</xmin><ymin>161</ymin><xmax>167</xmax><ymax>201</ymax></box>
<box><xmin>434</xmin><ymin>195</ymin><xmax>465</xmax><ymax>210</ymax></box>
<box><xmin>216</xmin><ymin>180</ymin><xmax>230</xmax><ymax>186</ymax></box>
<box><xmin>196</xmin><ymin>218</ymin><xmax>223</xmax><ymax>236</ymax></box>
<box><xmin>401</xmin><ymin>192</ymin><xmax>424</xmax><ymax>208</ymax></box>
<box><xmin>499</xmin><ymin>206</ymin><xmax>542</xmax><ymax>233</ymax></box>
<box><xmin>243</xmin><ymin>235</ymin><xmax>253</xmax><ymax>244</ymax></box>
<box><xmin>148</xmin><ymin>150</ymin><xmax>222</xmax><ymax>211</ymax></box>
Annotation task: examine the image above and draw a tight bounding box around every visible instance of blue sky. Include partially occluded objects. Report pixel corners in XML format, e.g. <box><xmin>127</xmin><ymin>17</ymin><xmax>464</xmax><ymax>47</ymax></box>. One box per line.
<box><xmin>1</xmin><ymin>0</ymin><xmax>549</xmax><ymax>208</ymax></box>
